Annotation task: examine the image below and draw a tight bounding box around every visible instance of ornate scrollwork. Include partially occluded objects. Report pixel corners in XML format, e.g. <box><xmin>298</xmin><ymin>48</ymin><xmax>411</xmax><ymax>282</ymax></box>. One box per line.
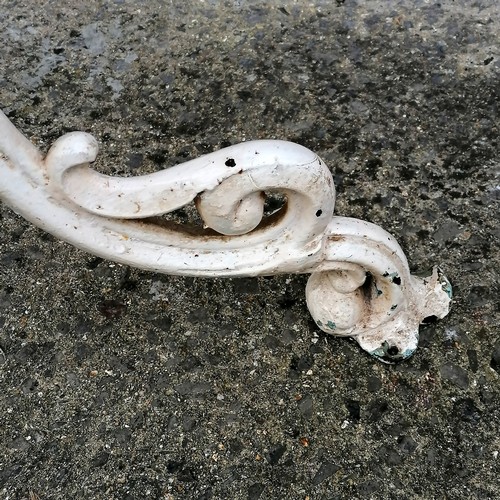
<box><xmin>0</xmin><ymin>109</ymin><xmax>451</xmax><ymax>362</ymax></box>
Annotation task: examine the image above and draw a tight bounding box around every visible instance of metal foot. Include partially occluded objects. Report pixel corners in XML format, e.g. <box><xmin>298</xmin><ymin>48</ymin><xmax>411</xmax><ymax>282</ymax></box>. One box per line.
<box><xmin>0</xmin><ymin>109</ymin><xmax>451</xmax><ymax>361</ymax></box>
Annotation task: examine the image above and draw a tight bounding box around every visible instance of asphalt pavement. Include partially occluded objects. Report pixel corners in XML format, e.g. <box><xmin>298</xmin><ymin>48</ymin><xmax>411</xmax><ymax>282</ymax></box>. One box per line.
<box><xmin>1</xmin><ymin>1</ymin><xmax>499</xmax><ymax>498</ymax></box>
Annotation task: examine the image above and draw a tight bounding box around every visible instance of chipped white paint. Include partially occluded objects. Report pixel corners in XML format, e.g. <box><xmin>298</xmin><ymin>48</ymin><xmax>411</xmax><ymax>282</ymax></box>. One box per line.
<box><xmin>0</xmin><ymin>110</ymin><xmax>451</xmax><ymax>362</ymax></box>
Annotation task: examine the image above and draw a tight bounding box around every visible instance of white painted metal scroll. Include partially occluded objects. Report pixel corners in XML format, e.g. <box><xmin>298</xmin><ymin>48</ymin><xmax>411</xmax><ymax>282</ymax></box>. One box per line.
<box><xmin>0</xmin><ymin>110</ymin><xmax>451</xmax><ymax>362</ymax></box>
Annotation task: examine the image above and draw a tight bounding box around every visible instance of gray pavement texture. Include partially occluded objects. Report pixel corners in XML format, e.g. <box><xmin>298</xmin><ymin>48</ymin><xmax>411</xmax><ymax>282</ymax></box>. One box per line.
<box><xmin>0</xmin><ymin>0</ymin><xmax>499</xmax><ymax>499</ymax></box>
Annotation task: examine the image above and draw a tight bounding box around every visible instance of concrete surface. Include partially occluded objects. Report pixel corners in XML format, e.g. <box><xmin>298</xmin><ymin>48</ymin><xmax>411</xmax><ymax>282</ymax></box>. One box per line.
<box><xmin>0</xmin><ymin>1</ymin><xmax>499</xmax><ymax>498</ymax></box>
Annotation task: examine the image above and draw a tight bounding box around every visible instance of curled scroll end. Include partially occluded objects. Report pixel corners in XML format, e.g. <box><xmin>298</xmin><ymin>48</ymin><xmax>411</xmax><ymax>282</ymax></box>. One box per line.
<box><xmin>44</xmin><ymin>132</ymin><xmax>99</xmax><ymax>179</ymax></box>
<box><xmin>305</xmin><ymin>270</ymin><xmax>367</xmax><ymax>335</ymax></box>
<box><xmin>197</xmin><ymin>188</ymin><xmax>265</xmax><ymax>236</ymax></box>
<box><xmin>305</xmin><ymin>269</ymin><xmax>418</xmax><ymax>363</ymax></box>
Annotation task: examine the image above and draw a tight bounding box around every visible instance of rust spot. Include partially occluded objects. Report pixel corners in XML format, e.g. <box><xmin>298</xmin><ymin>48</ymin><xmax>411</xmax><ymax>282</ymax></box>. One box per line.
<box><xmin>136</xmin><ymin>199</ymin><xmax>289</xmax><ymax>242</ymax></box>
<box><xmin>139</xmin><ymin>215</ymin><xmax>222</xmax><ymax>238</ymax></box>
<box><xmin>328</xmin><ymin>235</ymin><xmax>345</xmax><ymax>242</ymax></box>
<box><xmin>360</xmin><ymin>272</ymin><xmax>375</xmax><ymax>318</ymax></box>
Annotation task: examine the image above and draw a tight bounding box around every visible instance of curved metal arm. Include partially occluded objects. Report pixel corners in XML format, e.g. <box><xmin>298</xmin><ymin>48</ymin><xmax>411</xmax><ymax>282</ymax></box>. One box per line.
<box><xmin>0</xmin><ymin>110</ymin><xmax>451</xmax><ymax>362</ymax></box>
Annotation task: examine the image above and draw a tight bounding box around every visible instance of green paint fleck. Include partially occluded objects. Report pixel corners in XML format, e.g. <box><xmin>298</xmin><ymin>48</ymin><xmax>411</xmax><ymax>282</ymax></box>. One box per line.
<box><xmin>383</xmin><ymin>271</ymin><xmax>401</xmax><ymax>285</ymax></box>
<box><xmin>316</xmin><ymin>320</ymin><xmax>323</xmax><ymax>327</ymax></box>
<box><xmin>384</xmin><ymin>271</ymin><xmax>398</xmax><ymax>278</ymax></box>
<box><xmin>369</xmin><ymin>341</ymin><xmax>416</xmax><ymax>362</ymax></box>
<box><xmin>442</xmin><ymin>281</ymin><xmax>453</xmax><ymax>299</ymax></box>
<box><xmin>435</xmin><ymin>267</ymin><xmax>452</xmax><ymax>299</ymax></box>
<box><xmin>326</xmin><ymin>321</ymin><xmax>336</xmax><ymax>330</ymax></box>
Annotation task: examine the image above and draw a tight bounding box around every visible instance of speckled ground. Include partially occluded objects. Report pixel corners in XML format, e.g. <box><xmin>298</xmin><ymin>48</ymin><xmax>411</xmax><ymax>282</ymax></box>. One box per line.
<box><xmin>0</xmin><ymin>1</ymin><xmax>499</xmax><ymax>499</ymax></box>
